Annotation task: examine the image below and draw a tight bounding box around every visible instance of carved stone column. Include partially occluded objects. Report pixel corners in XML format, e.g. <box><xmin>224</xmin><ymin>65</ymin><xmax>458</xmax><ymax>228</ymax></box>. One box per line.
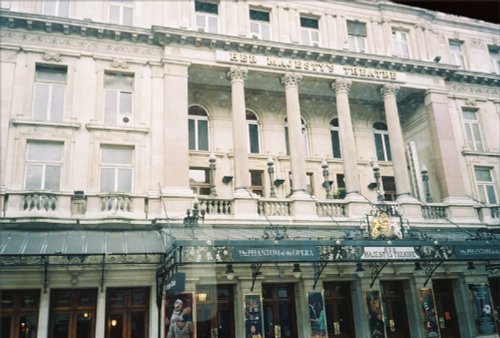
<box><xmin>381</xmin><ymin>84</ymin><xmax>412</xmax><ymax>199</ymax></box>
<box><xmin>281</xmin><ymin>72</ymin><xmax>308</xmax><ymax>198</ymax></box>
<box><xmin>331</xmin><ymin>78</ymin><xmax>360</xmax><ymax>196</ymax></box>
<box><xmin>227</xmin><ymin>66</ymin><xmax>250</xmax><ymax>193</ymax></box>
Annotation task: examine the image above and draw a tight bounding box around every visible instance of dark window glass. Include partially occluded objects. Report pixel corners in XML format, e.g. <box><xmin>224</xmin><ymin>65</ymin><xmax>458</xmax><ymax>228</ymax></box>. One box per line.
<box><xmin>188</xmin><ymin>119</ymin><xmax>196</xmax><ymax>150</ymax></box>
<box><xmin>250</xmin><ymin>9</ymin><xmax>269</xmax><ymax>22</ymax></box>
<box><xmin>347</xmin><ymin>20</ymin><xmax>367</xmax><ymax>36</ymax></box>
<box><xmin>375</xmin><ymin>133</ymin><xmax>385</xmax><ymax>161</ymax></box>
<box><xmin>331</xmin><ymin>130</ymin><xmax>341</xmax><ymax>159</ymax></box>
<box><xmin>195</xmin><ymin>1</ymin><xmax>218</xmax><ymax>14</ymax></box>
<box><xmin>1</xmin><ymin>316</ymin><xmax>11</xmax><ymax>338</ymax></box>
<box><xmin>300</xmin><ymin>17</ymin><xmax>318</xmax><ymax>29</ymax></box>
<box><xmin>249</xmin><ymin>124</ymin><xmax>260</xmax><ymax>154</ymax></box>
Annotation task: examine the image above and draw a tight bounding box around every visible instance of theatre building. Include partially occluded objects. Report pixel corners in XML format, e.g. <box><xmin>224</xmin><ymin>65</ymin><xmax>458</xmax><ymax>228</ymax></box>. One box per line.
<box><xmin>1</xmin><ymin>1</ymin><xmax>500</xmax><ymax>338</ymax></box>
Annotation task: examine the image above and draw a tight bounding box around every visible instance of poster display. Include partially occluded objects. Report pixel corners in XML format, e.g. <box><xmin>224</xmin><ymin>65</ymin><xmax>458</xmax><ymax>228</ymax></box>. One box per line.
<box><xmin>366</xmin><ymin>290</ymin><xmax>386</xmax><ymax>338</ymax></box>
<box><xmin>165</xmin><ymin>293</ymin><xmax>194</xmax><ymax>338</ymax></box>
<box><xmin>244</xmin><ymin>294</ymin><xmax>263</xmax><ymax>338</ymax></box>
<box><xmin>469</xmin><ymin>284</ymin><xmax>497</xmax><ymax>335</ymax></box>
<box><xmin>308</xmin><ymin>292</ymin><xmax>328</xmax><ymax>338</ymax></box>
<box><xmin>419</xmin><ymin>288</ymin><xmax>440</xmax><ymax>338</ymax></box>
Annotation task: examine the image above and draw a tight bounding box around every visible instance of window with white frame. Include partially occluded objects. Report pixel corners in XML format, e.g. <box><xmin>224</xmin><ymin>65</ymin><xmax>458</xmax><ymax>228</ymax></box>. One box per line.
<box><xmin>392</xmin><ymin>29</ymin><xmax>410</xmax><ymax>58</ymax></box>
<box><xmin>104</xmin><ymin>72</ymin><xmax>133</xmax><ymax>126</ymax></box>
<box><xmin>25</xmin><ymin>141</ymin><xmax>63</xmax><ymax>191</ymax></box>
<box><xmin>43</xmin><ymin>0</ymin><xmax>69</xmax><ymax>17</ymax></box>
<box><xmin>250</xmin><ymin>8</ymin><xmax>271</xmax><ymax>40</ymax></box>
<box><xmin>247</xmin><ymin>110</ymin><xmax>260</xmax><ymax>154</ymax></box>
<box><xmin>189</xmin><ymin>167</ymin><xmax>211</xmax><ymax>195</ymax></box>
<box><xmin>300</xmin><ymin>16</ymin><xmax>320</xmax><ymax>46</ymax></box>
<box><xmin>109</xmin><ymin>0</ymin><xmax>133</xmax><ymax>26</ymax></box>
<box><xmin>33</xmin><ymin>64</ymin><xmax>67</xmax><ymax>122</ymax></box>
<box><xmin>347</xmin><ymin>20</ymin><xmax>367</xmax><ymax>53</ymax></box>
<box><xmin>330</xmin><ymin>118</ymin><xmax>341</xmax><ymax>159</ymax></box>
<box><xmin>100</xmin><ymin>145</ymin><xmax>133</xmax><ymax>193</ymax></box>
<box><xmin>475</xmin><ymin>167</ymin><xmax>498</xmax><ymax>204</ymax></box>
<box><xmin>195</xmin><ymin>0</ymin><xmax>218</xmax><ymax>33</ymax></box>
<box><xmin>462</xmin><ymin>107</ymin><xmax>484</xmax><ymax>151</ymax></box>
<box><xmin>249</xmin><ymin>170</ymin><xmax>264</xmax><ymax>196</ymax></box>
<box><xmin>284</xmin><ymin>118</ymin><xmax>309</xmax><ymax>157</ymax></box>
<box><xmin>373</xmin><ymin>122</ymin><xmax>392</xmax><ymax>161</ymax></box>
<box><xmin>488</xmin><ymin>45</ymin><xmax>500</xmax><ymax>74</ymax></box>
<box><xmin>188</xmin><ymin>105</ymin><xmax>209</xmax><ymax>151</ymax></box>
<box><xmin>449</xmin><ymin>40</ymin><xmax>465</xmax><ymax>68</ymax></box>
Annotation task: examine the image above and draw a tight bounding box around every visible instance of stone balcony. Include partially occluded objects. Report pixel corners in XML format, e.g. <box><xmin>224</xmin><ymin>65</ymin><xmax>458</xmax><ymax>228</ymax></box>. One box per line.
<box><xmin>1</xmin><ymin>191</ymin><xmax>499</xmax><ymax>229</ymax></box>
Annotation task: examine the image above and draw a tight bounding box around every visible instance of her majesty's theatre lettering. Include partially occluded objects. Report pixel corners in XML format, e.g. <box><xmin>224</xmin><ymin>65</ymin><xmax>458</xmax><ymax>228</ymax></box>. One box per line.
<box><xmin>216</xmin><ymin>51</ymin><xmax>403</xmax><ymax>81</ymax></box>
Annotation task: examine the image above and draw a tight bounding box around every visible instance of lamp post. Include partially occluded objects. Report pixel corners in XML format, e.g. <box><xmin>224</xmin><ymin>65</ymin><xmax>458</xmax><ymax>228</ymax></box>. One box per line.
<box><xmin>209</xmin><ymin>153</ymin><xmax>217</xmax><ymax>196</ymax></box>
<box><xmin>321</xmin><ymin>159</ymin><xmax>333</xmax><ymax>199</ymax></box>
<box><xmin>184</xmin><ymin>197</ymin><xmax>206</xmax><ymax>228</ymax></box>
<box><xmin>421</xmin><ymin>165</ymin><xmax>432</xmax><ymax>203</ymax></box>
<box><xmin>267</xmin><ymin>156</ymin><xmax>277</xmax><ymax>198</ymax></box>
<box><xmin>372</xmin><ymin>162</ymin><xmax>385</xmax><ymax>202</ymax></box>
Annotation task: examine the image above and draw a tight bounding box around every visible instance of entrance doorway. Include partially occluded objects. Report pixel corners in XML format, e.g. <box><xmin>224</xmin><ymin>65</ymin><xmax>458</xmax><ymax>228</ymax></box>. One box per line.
<box><xmin>324</xmin><ymin>282</ymin><xmax>356</xmax><ymax>338</ymax></box>
<box><xmin>196</xmin><ymin>285</ymin><xmax>235</xmax><ymax>338</ymax></box>
<box><xmin>380</xmin><ymin>281</ymin><xmax>410</xmax><ymax>338</ymax></box>
<box><xmin>432</xmin><ymin>279</ymin><xmax>460</xmax><ymax>338</ymax></box>
<box><xmin>1</xmin><ymin>289</ymin><xmax>40</xmax><ymax>338</ymax></box>
<box><xmin>105</xmin><ymin>287</ymin><xmax>149</xmax><ymax>338</ymax></box>
<box><xmin>262</xmin><ymin>283</ymin><xmax>298</xmax><ymax>338</ymax></box>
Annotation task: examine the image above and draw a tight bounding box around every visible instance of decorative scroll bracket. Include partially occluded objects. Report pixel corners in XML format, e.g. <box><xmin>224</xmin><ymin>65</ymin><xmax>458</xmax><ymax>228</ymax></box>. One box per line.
<box><xmin>313</xmin><ymin>261</ymin><xmax>328</xmax><ymax>290</ymax></box>
<box><xmin>250</xmin><ymin>262</ymin><xmax>263</xmax><ymax>292</ymax></box>
<box><xmin>369</xmin><ymin>261</ymin><xmax>389</xmax><ymax>288</ymax></box>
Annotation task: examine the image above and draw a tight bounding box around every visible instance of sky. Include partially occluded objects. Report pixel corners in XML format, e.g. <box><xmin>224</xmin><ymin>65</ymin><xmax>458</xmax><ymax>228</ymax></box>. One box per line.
<box><xmin>391</xmin><ymin>0</ymin><xmax>500</xmax><ymax>24</ymax></box>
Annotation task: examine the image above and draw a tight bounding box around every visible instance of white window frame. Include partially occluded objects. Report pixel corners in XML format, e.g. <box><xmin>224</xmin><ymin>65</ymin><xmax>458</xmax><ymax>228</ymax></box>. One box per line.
<box><xmin>374</xmin><ymin>122</ymin><xmax>391</xmax><ymax>162</ymax></box>
<box><xmin>300</xmin><ymin>16</ymin><xmax>320</xmax><ymax>47</ymax></box>
<box><xmin>104</xmin><ymin>72</ymin><xmax>134</xmax><ymax>126</ymax></box>
<box><xmin>392</xmin><ymin>29</ymin><xmax>410</xmax><ymax>58</ymax></box>
<box><xmin>100</xmin><ymin>145</ymin><xmax>134</xmax><ymax>193</ymax></box>
<box><xmin>43</xmin><ymin>0</ymin><xmax>69</xmax><ymax>17</ymax></box>
<box><xmin>249</xmin><ymin>9</ymin><xmax>271</xmax><ymax>40</ymax></box>
<box><xmin>449</xmin><ymin>40</ymin><xmax>465</xmax><ymax>68</ymax></box>
<box><xmin>32</xmin><ymin>65</ymin><xmax>67</xmax><ymax>122</ymax></box>
<box><xmin>489</xmin><ymin>45</ymin><xmax>500</xmax><ymax>74</ymax></box>
<box><xmin>188</xmin><ymin>106</ymin><xmax>210</xmax><ymax>151</ymax></box>
<box><xmin>474</xmin><ymin>167</ymin><xmax>498</xmax><ymax>204</ymax></box>
<box><xmin>330</xmin><ymin>118</ymin><xmax>342</xmax><ymax>159</ymax></box>
<box><xmin>247</xmin><ymin>110</ymin><xmax>260</xmax><ymax>154</ymax></box>
<box><xmin>347</xmin><ymin>20</ymin><xmax>367</xmax><ymax>53</ymax></box>
<box><xmin>462</xmin><ymin>108</ymin><xmax>484</xmax><ymax>152</ymax></box>
<box><xmin>109</xmin><ymin>0</ymin><xmax>133</xmax><ymax>25</ymax></box>
<box><xmin>195</xmin><ymin>0</ymin><xmax>219</xmax><ymax>33</ymax></box>
<box><xmin>24</xmin><ymin>141</ymin><xmax>63</xmax><ymax>191</ymax></box>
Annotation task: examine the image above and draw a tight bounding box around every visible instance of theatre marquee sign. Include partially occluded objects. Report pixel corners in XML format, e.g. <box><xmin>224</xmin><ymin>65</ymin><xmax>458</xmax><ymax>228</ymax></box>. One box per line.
<box><xmin>216</xmin><ymin>51</ymin><xmax>406</xmax><ymax>82</ymax></box>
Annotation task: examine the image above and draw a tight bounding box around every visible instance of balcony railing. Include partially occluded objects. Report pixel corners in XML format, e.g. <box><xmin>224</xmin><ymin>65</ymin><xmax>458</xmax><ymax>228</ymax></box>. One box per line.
<box><xmin>316</xmin><ymin>201</ymin><xmax>347</xmax><ymax>217</ymax></box>
<box><xmin>101</xmin><ymin>195</ymin><xmax>132</xmax><ymax>212</ymax></box>
<box><xmin>199</xmin><ymin>197</ymin><xmax>232</xmax><ymax>216</ymax></box>
<box><xmin>258</xmin><ymin>200</ymin><xmax>291</xmax><ymax>216</ymax></box>
<box><xmin>422</xmin><ymin>204</ymin><xmax>448</xmax><ymax>219</ymax></box>
<box><xmin>22</xmin><ymin>193</ymin><xmax>57</xmax><ymax>211</ymax></box>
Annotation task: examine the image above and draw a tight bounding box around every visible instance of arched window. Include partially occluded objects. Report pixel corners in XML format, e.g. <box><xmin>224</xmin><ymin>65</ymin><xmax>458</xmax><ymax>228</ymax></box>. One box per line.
<box><xmin>246</xmin><ymin>110</ymin><xmax>260</xmax><ymax>154</ymax></box>
<box><xmin>330</xmin><ymin>118</ymin><xmax>341</xmax><ymax>159</ymax></box>
<box><xmin>188</xmin><ymin>105</ymin><xmax>209</xmax><ymax>151</ymax></box>
<box><xmin>284</xmin><ymin>118</ymin><xmax>309</xmax><ymax>156</ymax></box>
<box><xmin>373</xmin><ymin>122</ymin><xmax>391</xmax><ymax>161</ymax></box>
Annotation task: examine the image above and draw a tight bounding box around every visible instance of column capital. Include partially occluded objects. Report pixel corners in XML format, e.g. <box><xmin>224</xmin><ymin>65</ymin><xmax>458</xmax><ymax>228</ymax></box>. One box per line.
<box><xmin>280</xmin><ymin>72</ymin><xmax>302</xmax><ymax>87</ymax></box>
<box><xmin>381</xmin><ymin>84</ymin><xmax>400</xmax><ymax>98</ymax></box>
<box><xmin>227</xmin><ymin>66</ymin><xmax>248</xmax><ymax>82</ymax></box>
<box><xmin>331</xmin><ymin>78</ymin><xmax>352</xmax><ymax>94</ymax></box>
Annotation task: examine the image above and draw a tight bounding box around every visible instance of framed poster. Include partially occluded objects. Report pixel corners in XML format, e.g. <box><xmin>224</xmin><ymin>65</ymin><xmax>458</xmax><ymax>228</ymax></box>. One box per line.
<box><xmin>366</xmin><ymin>290</ymin><xmax>386</xmax><ymax>338</ymax></box>
<box><xmin>308</xmin><ymin>292</ymin><xmax>328</xmax><ymax>338</ymax></box>
<box><xmin>165</xmin><ymin>293</ymin><xmax>194</xmax><ymax>338</ymax></box>
<box><xmin>419</xmin><ymin>288</ymin><xmax>440</xmax><ymax>338</ymax></box>
<box><xmin>244</xmin><ymin>294</ymin><xmax>263</xmax><ymax>338</ymax></box>
<box><xmin>469</xmin><ymin>284</ymin><xmax>497</xmax><ymax>335</ymax></box>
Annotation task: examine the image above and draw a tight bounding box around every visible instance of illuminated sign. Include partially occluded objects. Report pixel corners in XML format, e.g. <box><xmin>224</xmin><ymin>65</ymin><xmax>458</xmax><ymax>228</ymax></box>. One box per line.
<box><xmin>361</xmin><ymin>247</ymin><xmax>420</xmax><ymax>260</ymax></box>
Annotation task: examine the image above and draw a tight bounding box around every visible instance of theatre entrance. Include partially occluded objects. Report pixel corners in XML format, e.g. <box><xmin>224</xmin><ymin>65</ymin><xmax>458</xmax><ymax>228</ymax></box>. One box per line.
<box><xmin>262</xmin><ymin>283</ymin><xmax>298</xmax><ymax>338</ymax></box>
<box><xmin>432</xmin><ymin>279</ymin><xmax>460</xmax><ymax>338</ymax></box>
<box><xmin>324</xmin><ymin>282</ymin><xmax>356</xmax><ymax>338</ymax></box>
<box><xmin>380</xmin><ymin>281</ymin><xmax>410</xmax><ymax>338</ymax></box>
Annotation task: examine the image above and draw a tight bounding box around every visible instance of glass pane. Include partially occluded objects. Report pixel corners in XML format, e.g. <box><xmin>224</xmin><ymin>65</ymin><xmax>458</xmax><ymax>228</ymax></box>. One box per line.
<box><xmin>109</xmin><ymin>313</ymin><xmax>123</xmax><ymax>338</ymax></box>
<box><xmin>331</xmin><ymin>130</ymin><xmax>341</xmax><ymax>158</ymax></box>
<box><xmin>301</xmin><ymin>30</ymin><xmax>309</xmax><ymax>45</ymax></box>
<box><xmin>130</xmin><ymin>312</ymin><xmax>145</xmax><ymax>338</ymax></box>
<box><xmin>250</xmin><ymin>9</ymin><xmax>269</xmax><ymax>22</ymax></box>
<box><xmin>300</xmin><ymin>17</ymin><xmax>318</xmax><ymax>29</ymax></box>
<box><xmin>337</xmin><ymin>303</ymin><xmax>352</xmax><ymax>333</ymax></box>
<box><xmin>486</xmin><ymin>186</ymin><xmax>497</xmax><ymax>204</ymax></box>
<box><xmin>108</xmin><ymin>292</ymin><xmax>125</xmax><ymax>307</ymax></box>
<box><xmin>195</xmin><ymin>1</ymin><xmax>218</xmax><ymax>14</ymax></box>
<box><xmin>101</xmin><ymin>147</ymin><xmax>133</xmax><ymax>165</ymax></box>
<box><xmin>50</xmin><ymin>85</ymin><xmax>65</xmax><ymax>122</ymax></box>
<box><xmin>54</xmin><ymin>291</ymin><xmax>70</xmax><ymax>307</ymax></box>
<box><xmin>463</xmin><ymin>109</ymin><xmax>477</xmax><ymax>120</ymax></box>
<box><xmin>100</xmin><ymin>168</ymin><xmax>115</xmax><ymax>192</ymax></box>
<box><xmin>384</xmin><ymin>134</ymin><xmax>392</xmax><ymax>161</ymax></box>
<box><xmin>188</xmin><ymin>119</ymin><xmax>196</xmax><ymax>150</ymax></box>
<box><xmin>465</xmin><ymin>124</ymin><xmax>475</xmax><ymax>149</ymax></box>
<box><xmin>189</xmin><ymin>169</ymin><xmax>208</xmax><ymax>183</ymax></box>
<box><xmin>208</xmin><ymin>16</ymin><xmax>218</xmax><ymax>33</ymax></box>
<box><xmin>261</xmin><ymin>24</ymin><xmax>270</xmax><ymax>40</ymax></box>
<box><xmin>59</xmin><ymin>0</ymin><xmax>69</xmax><ymax>17</ymax></box>
<box><xmin>284</xmin><ymin>127</ymin><xmax>290</xmax><ymax>156</ymax></box>
<box><xmin>311</xmin><ymin>31</ymin><xmax>319</xmax><ymax>42</ymax></box>
<box><xmin>198</xmin><ymin>120</ymin><xmax>208</xmax><ymax>151</ymax></box>
<box><xmin>196</xmin><ymin>14</ymin><xmax>206</xmax><ymax>30</ymax></box>
<box><xmin>264</xmin><ymin>305</ymin><xmax>274</xmax><ymax>338</ymax></box>
<box><xmin>472</xmin><ymin>124</ymin><xmax>483</xmax><ymax>151</ymax></box>
<box><xmin>53</xmin><ymin>314</ymin><xmax>69</xmax><ymax>338</ymax></box>
<box><xmin>44</xmin><ymin>165</ymin><xmax>61</xmax><ymax>190</ymax></box>
<box><xmin>249</xmin><ymin>124</ymin><xmax>260</xmax><ymax>154</ymax></box>
<box><xmin>119</xmin><ymin>92</ymin><xmax>132</xmax><ymax>115</ymax></box>
<box><xmin>28</xmin><ymin>142</ymin><xmax>63</xmax><ymax>161</ymax></box>
<box><xmin>76</xmin><ymin>313</ymin><xmax>92</xmax><ymax>338</ymax></box>
<box><xmin>217</xmin><ymin>308</ymin><xmax>231</xmax><ymax>338</ymax></box>
<box><xmin>475</xmin><ymin>168</ymin><xmax>492</xmax><ymax>181</ymax></box>
<box><xmin>43</xmin><ymin>0</ymin><xmax>56</xmax><ymax>15</ymax></box>
<box><xmin>109</xmin><ymin>5</ymin><xmax>120</xmax><ymax>24</ymax></box>
<box><xmin>277</xmin><ymin>288</ymin><xmax>288</xmax><ymax>298</ymax></box>
<box><xmin>1</xmin><ymin>293</ymin><xmax>14</xmax><ymax>308</ymax></box>
<box><xmin>131</xmin><ymin>290</ymin><xmax>147</xmax><ymax>305</ymax></box>
<box><xmin>105</xmin><ymin>90</ymin><xmax>117</xmax><ymax>125</ymax></box>
<box><xmin>250</xmin><ymin>171</ymin><xmax>262</xmax><ymax>186</ymax></box>
<box><xmin>347</xmin><ymin>21</ymin><xmax>366</xmax><ymax>36</ymax></box>
<box><xmin>279</xmin><ymin>303</ymin><xmax>292</xmax><ymax>337</ymax></box>
<box><xmin>122</xmin><ymin>7</ymin><xmax>133</xmax><ymax>25</ymax></box>
<box><xmin>77</xmin><ymin>292</ymin><xmax>94</xmax><ymax>307</ymax></box>
<box><xmin>36</xmin><ymin>65</ymin><xmax>67</xmax><ymax>82</ymax></box>
<box><xmin>1</xmin><ymin>316</ymin><xmax>11</xmax><ymax>338</ymax></box>
<box><xmin>19</xmin><ymin>315</ymin><xmax>37</xmax><ymax>338</ymax></box>
<box><xmin>117</xmin><ymin>168</ymin><xmax>132</xmax><ymax>192</ymax></box>
<box><xmin>25</xmin><ymin>165</ymin><xmax>43</xmax><ymax>190</ymax></box>
<box><xmin>104</xmin><ymin>73</ymin><xmax>133</xmax><ymax>90</ymax></box>
<box><xmin>34</xmin><ymin>83</ymin><xmax>50</xmax><ymax>120</ymax></box>
<box><xmin>374</xmin><ymin>134</ymin><xmax>385</xmax><ymax>161</ymax></box>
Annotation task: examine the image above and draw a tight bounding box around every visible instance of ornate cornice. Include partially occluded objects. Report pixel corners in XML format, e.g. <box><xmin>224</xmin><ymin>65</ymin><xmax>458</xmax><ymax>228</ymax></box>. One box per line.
<box><xmin>331</xmin><ymin>78</ymin><xmax>352</xmax><ymax>94</ymax></box>
<box><xmin>280</xmin><ymin>72</ymin><xmax>302</xmax><ymax>87</ymax></box>
<box><xmin>227</xmin><ymin>66</ymin><xmax>247</xmax><ymax>82</ymax></box>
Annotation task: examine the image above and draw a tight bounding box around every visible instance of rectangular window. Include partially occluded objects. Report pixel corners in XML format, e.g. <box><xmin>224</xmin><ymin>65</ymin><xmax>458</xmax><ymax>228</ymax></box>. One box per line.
<box><xmin>475</xmin><ymin>167</ymin><xmax>497</xmax><ymax>204</ymax></box>
<box><xmin>106</xmin><ymin>288</ymin><xmax>148</xmax><ymax>338</ymax></box>
<box><xmin>250</xmin><ymin>9</ymin><xmax>271</xmax><ymax>40</ymax></box>
<box><xmin>50</xmin><ymin>289</ymin><xmax>97</xmax><ymax>338</ymax></box>
<box><xmin>189</xmin><ymin>168</ymin><xmax>211</xmax><ymax>195</ymax></box>
<box><xmin>300</xmin><ymin>16</ymin><xmax>320</xmax><ymax>46</ymax></box>
<box><xmin>449</xmin><ymin>40</ymin><xmax>465</xmax><ymax>68</ymax></box>
<box><xmin>248</xmin><ymin>123</ymin><xmax>260</xmax><ymax>154</ymax></box>
<box><xmin>43</xmin><ymin>0</ymin><xmax>69</xmax><ymax>17</ymax></box>
<box><xmin>100</xmin><ymin>145</ymin><xmax>133</xmax><ymax>192</ymax></box>
<box><xmin>33</xmin><ymin>64</ymin><xmax>67</xmax><ymax>122</ymax></box>
<box><xmin>195</xmin><ymin>0</ymin><xmax>218</xmax><ymax>33</ymax></box>
<box><xmin>0</xmin><ymin>290</ymin><xmax>40</xmax><ymax>338</ymax></box>
<box><xmin>392</xmin><ymin>29</ymin><xmax>410</xmax><ymax>58</ymax></box>
<box><xmin>249</xmin><ymin>170</ymin><xmax>264</xmax><ymax>196</ymax></box>
<box><xmin>25</xmin><ymin>141</ymin><xmax>63</xmax><ymax>191</ymax></box>
<box><xmin>104</xmin><ymin>72</ymin><xmax>133</xmax><ymax>126</ymax></box>
<box><xmin>109</xmin><ymin>0</ymin><xmax>133</xmax><ymax>25</ymax></box>
<box><xmin>462</xmin><ymin>108</ymin><xmax>483</xmax><ymax>151</ymax></box>
<box><xmin>347</xmin><ymin>20</ymin><xmax>367</xmax><ymax>53</ymax></box>
<box><xmin>331</xmin><ymin>129</ymin><xmax>341</xmax><ymax>159</ymax></box>
<box><xmin>374</xmin><ymin>133</ymin><xmax>392</xmax><ymax>161</ymax></box>
<box><xmin>489</xmin><ymin>45</ymin><xmax>500</xmax><ymax>74</ymax></box>
<box><xmin>306</xmin><ymin>172</ymin><xmax>314</xmax><ymax>196</ymax></box>
<box><xmin>382</xmin><ymin>176</ymin><xmax>397</xmax><ymax>201</ymax></box>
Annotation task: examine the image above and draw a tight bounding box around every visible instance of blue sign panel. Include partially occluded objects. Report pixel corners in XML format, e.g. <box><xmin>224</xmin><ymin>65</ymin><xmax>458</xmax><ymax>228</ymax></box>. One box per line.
<box><xmin>454</xmin><ymin>246</ymin><xmax>500</xmax><ymax>259</ymax></box>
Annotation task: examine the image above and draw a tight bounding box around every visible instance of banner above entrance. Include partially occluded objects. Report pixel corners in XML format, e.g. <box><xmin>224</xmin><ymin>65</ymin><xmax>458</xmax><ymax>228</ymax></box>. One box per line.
<box><xmin>233</xmin><ymin>246</ymin><xmax>319</xmax><ymax>262</ymax></box>
<box><xmin>216</xmin><ymin>51</ymin><xmax>407</xmax><ymax>82</ymax></box>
